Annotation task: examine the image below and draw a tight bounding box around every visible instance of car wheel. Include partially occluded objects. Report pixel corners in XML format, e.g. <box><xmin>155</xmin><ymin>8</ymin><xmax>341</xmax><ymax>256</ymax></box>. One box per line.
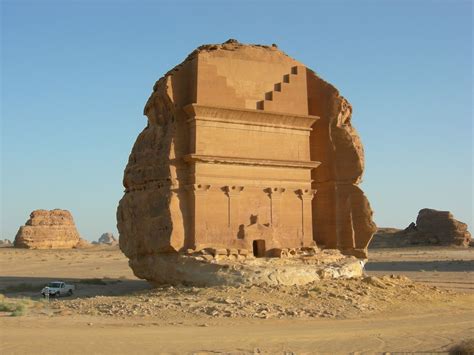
<box><xmin>56</xmin><ymin>292</ymin><xmax>60</xmax><ymax>298</ymax></box>
<box><xmin>68</xmin><ymin>289</ymin><xmax>73</xmax><ymax>296</ymax></box>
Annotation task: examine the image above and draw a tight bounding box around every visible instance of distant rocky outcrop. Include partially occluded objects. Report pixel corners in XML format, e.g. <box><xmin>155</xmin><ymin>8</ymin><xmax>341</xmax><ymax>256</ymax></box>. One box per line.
<box><xmin>0</xmin><ymin>239</ymin><xmax>12</xmax><ymax>247</ymax></box>
<box><xmin>14</xmin><ymin>209</ymin><xmax>83</xmax><ymax>249</ymax></box>
<box><xmin>370</xmin><ymin>208</ymin><xmax>471</xmax><ymax>248</ymax></box>
<box><xmin>92</xmin><ymin>233</ymin><xmax>118</xmax><ymax>246</ymax></box>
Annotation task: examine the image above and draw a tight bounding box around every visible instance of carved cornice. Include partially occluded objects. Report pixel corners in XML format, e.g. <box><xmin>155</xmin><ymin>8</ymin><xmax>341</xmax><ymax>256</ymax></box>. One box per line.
<box><xmin>183</xmin><ymin>104</ymin><xmax>319</xmax><ymax>131</ymax></box>
<box><xmin>183</xmin><ymin>154</ymin><xmax>321</xmax><ymax>170</ymax></box>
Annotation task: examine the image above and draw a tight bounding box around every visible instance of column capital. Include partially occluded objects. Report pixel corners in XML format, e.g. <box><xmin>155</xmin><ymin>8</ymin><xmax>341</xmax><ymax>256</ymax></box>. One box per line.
<box><xmin>296</xmin><ymin>188</ymin><xmax>317</xmax><ymax>200</ymax></box>
<box><xmin>223</xmin><ymin>185</ymin><xmax>244</xmax><ymax>196</ymax></box>
<box><xmin>265</xmin><ymin>187</ymin><xmax>286</xmax><ymax>197</ymax></box>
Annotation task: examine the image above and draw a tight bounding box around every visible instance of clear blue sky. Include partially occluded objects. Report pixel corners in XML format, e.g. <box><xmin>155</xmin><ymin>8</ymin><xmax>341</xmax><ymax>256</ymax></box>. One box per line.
<box><xmin>1</xmin><ymin>0</ymin><xmax>472</xmax><ymax>241</ymax></box>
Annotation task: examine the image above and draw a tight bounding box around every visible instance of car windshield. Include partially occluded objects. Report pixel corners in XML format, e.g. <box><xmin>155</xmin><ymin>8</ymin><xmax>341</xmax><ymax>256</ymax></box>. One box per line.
<box><xmin>47</xmin><ymin>282</ymin><xmax>62</xmax><ymax>288</ymax></box>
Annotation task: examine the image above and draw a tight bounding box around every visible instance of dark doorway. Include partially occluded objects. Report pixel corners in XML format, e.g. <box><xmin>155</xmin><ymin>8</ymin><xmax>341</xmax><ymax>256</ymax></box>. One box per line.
<box><xmin>252</xmin><ymin>240</ymin><xmax>266</xmax><ymax>257</ymax></box>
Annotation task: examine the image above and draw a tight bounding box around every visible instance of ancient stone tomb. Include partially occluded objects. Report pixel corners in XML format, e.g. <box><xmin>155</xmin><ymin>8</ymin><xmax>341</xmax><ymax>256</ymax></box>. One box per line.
<box><xmin>117</xmin><ymin>40</ymin><xmax>377</xmax><ymax>280</ymax></box>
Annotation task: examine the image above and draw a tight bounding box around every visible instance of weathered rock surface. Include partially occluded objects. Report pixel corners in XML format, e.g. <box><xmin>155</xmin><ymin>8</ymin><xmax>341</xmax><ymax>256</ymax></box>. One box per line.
<box><xmin>96</xmin><ymin>233</ymin><xmax>118</xmax><ymax>245</ymax></box>
<box><xmin>130</xmin><ymin>249</ymin><xmax>364</xmax><ymax>287</ymax></box>
<box><xmin>370</xmin><ymin>209</ymin><xmax>471</xmax><ymax>248</ymax></box>
<box><xmin>117</xmin><ymin>40</ymin><xmax>376</xmax><ymax>284</ymax></box>
<box><xmin>308</xmin><ymin>76</ymin><xmax>377</xmax><ymax>256</ymax></box>
<box><xmin>14</xmin><ymin>209</ymin><xmax>82</xmax><ymax>249</ymax></box>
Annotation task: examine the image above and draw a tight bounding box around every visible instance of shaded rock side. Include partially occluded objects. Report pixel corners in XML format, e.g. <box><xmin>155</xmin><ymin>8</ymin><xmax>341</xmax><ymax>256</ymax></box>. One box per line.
<box><xmin>307</xmin><ymin>71</ymin><xmax>377</xmax><ymax>257</ymax></box>
<box><xmin>415</xmin><ymin>208</ymin><xmax>471</xmax><ymax>247</ymax></box>
<box><xmin>370</xmin><ymin>209</ymin><xmax>471</xmax><ymax>248</ymax></box>
<box><xmin>14</xmin><ymin>209</ymin><xmax>82</xmax><ymax>249</ymax></box>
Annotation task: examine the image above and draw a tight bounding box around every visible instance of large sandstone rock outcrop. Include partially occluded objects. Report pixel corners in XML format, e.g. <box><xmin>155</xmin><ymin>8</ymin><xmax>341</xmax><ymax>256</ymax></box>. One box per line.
<box><xmin>370</xmin><ymin>208</ymin><xmax>471</xmax><ymax>248</ymax></box>
<box><xmin>117</xmin><ymin>40</ymin><xmax>376</xmax><ymax>283</ymax></box>
<box><xmin>14</xmin><ymin>209</ymin><xmax>83</xmax><ymax>249</ymax></box>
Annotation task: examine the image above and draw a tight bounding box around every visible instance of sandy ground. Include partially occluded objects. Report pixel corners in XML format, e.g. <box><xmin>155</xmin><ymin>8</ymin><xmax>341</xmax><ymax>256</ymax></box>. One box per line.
<box><xmin>0</xmin><ymin>246</ymin><xmax>472</xmax><ymax>354</ymax></box>
<box><xmin>366</xmin><ymin>247</ymin><xmax>474</xmax><ymax>293</ymax></box>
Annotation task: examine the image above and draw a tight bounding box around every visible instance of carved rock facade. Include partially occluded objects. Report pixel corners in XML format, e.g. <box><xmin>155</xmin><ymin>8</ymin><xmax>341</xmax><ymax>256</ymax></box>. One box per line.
<box><xmin>117</xmin><ymin>40</ymin><xmax>376</xmax><ymax>282</ymax></box>
<box><xmin>14</xmin><ymin>209</ymin><xmax>83</xmax><ymax>249</ymax></box>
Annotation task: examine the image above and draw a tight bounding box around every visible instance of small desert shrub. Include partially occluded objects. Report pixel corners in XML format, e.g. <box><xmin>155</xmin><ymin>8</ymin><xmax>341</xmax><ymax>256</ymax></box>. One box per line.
<box><xmin>0</xmin><ymin>296</ymin><xmax>28</xmax><ymax>316</ymax></box>
<box><xmin>10</xmin><ymin>303</ymin><xmax>26</xmax><ymax>316</ymax></box>
<box><xmin>1</xmin><ymin>283</ymin><xmax>39</xmax><ymax>293</ymax></box>
<box><xmin>0</xmin><ymin>301</ymin><xmax>17</xmax><ymax>312</ymax></box>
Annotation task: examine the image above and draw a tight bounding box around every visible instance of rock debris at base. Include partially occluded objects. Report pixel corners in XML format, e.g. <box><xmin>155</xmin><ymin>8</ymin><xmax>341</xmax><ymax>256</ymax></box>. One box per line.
<box><xmin>51</xmin><ymin>276</ymin><xmax>450</xmax><ymax>320</ymax></box>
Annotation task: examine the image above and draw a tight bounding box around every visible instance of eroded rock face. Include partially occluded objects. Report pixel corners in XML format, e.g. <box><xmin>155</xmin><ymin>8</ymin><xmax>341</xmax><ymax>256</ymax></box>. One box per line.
<box><xmin>133</xmin><ymin>249</ymin><xmax>364</xmax><ymax>287</ymax></box>
<box><xmin>117</xmin><ymin>40</ymin><xmax>376</xmax><ymax>284</ymax></box>
<box><xmin>307</xmin><ymin>75</ymin><xmax>377</xmax><ymax>257</ymax></box>
<box><xmin>14</xmin><ymin>209</ymin><xmax>82</xmax><ymax>249</ymax></box>
<box><xmin>370</xmin><ymin>209</ymin><xmax>471</xmax><ymax>248</ymax></box>
<box><xmin>415</xmin><ymin>209</ymin><xmax>471</xmax><ymax>246</ymax></box>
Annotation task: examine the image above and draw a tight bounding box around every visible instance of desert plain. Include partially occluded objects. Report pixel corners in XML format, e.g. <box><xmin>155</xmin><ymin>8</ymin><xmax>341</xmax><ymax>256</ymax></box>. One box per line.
<box><xmin>0</xmin><ymin>245</ymin><xmax>472</xmax><ymax>354</ymax></box>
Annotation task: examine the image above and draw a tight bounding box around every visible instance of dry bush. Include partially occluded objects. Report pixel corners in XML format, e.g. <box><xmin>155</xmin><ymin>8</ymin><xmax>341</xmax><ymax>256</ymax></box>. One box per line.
<box><xmin>449</xmin><ymin>339</ymin><xmax>474</xmax><ymax>355</ymax></box>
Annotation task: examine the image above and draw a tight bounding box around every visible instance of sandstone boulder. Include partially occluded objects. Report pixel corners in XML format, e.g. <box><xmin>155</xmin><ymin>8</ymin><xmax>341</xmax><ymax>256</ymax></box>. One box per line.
<box><xmin>370</xmin><ymin>209</ymin><xmax>471</xmax><ymax>248</ymax></box>
<box><xmin>14</xmin><ymin>209</ymin><xmax>82</xmax><ymax>249</ymax></box>
<box><xmin>117</xmin><ymin>40</ymin><xmax>376</xmax><ymax>284</ymax></box>
<box><xmin>415</xmin><ymin>208</ymin><xmax>471</xmax><ymax>246</ymax></box>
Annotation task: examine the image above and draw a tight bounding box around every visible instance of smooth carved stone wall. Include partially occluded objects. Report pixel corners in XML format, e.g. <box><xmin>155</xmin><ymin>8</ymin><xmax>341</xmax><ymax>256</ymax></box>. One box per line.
<box><xmin>117</xmin><ymin>40</ymin><xmax>376</xmax><ymax>281</ymax></box>
<box><xmin>14</xmin><ymin>209</ymin><xmax>82</xmax><ymax>249</ymax></box>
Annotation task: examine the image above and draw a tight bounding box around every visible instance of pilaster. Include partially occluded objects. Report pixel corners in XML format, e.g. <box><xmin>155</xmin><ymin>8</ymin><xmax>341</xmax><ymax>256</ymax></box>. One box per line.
<box><xmin>297</xmin><ymin>188</ymin><xmax>317</xmax><ymax>245</ymax></box>
<box><xmin>266</xmin><ymin>187</ymin><xmax>286</xmax><ymax>227</ymax></box>
<box><xmin>185</xmin><ymin>184</ymin><xmax>211</xmax><ymax>247</ymax></box>
<box><xmin>223</xmin><ymin>186</ymin><xmax>244</xmax><ymax>228</ymax></box>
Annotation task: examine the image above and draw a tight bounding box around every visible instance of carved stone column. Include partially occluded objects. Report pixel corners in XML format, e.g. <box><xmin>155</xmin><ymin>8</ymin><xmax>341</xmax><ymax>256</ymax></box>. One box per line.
<box><xmin>266</xmin><ymin>187</ymin><xmax>286</xmax><ymax>227</ymax></box>
<box><xmin>223</xmin><ymin>186</ymin><xmax>244</xmax><ymax>228</ymax></box>
<box><xmin>297</xmin><ymin>188</ymin><xmax>317</xmax><ymax>246</ymax></box>
<box><xmin>185</xmin><ymin>184</ymin><xmax>211</xmax><ymax>248</ymax></box>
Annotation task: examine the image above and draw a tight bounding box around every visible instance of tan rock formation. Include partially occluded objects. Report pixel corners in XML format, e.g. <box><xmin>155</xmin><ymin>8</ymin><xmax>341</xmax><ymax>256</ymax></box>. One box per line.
<box><xmin>370</xmin><ymin>209</ymin><xmax>471</xmax><ymax>248</ymax></box>
<box><xmin>415</xmin><ymin>209</ymin><xmax>471</xmax><ymax>246</ymax></box>
<box><xmin>117</xmin><ymin>40</ymin><xmax>376</xmax><ymax>283</ymax></box>
<box><xmin>14</xmin><ymin>209</ymin><xmax>82</xmax><ymax>249</ymax></box>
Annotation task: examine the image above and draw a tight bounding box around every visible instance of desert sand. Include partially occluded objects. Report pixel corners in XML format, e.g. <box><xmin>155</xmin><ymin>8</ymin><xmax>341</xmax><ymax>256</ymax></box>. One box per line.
<box><xmin>0</xmin><ymin>246</ymin><xmax>472</xmax><ymax>354</ymax></box>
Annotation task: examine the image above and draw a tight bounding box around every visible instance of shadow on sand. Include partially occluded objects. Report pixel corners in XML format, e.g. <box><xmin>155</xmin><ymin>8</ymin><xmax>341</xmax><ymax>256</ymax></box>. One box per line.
<box><xmin>365</xmin><ymin>260</ymin><xmax>474</xmax><ymax>272</ymax></box>
<box><xmin>0</xmin><ymin>276</ymin><xmax>151</xmax><ymax>299</ymax></box>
